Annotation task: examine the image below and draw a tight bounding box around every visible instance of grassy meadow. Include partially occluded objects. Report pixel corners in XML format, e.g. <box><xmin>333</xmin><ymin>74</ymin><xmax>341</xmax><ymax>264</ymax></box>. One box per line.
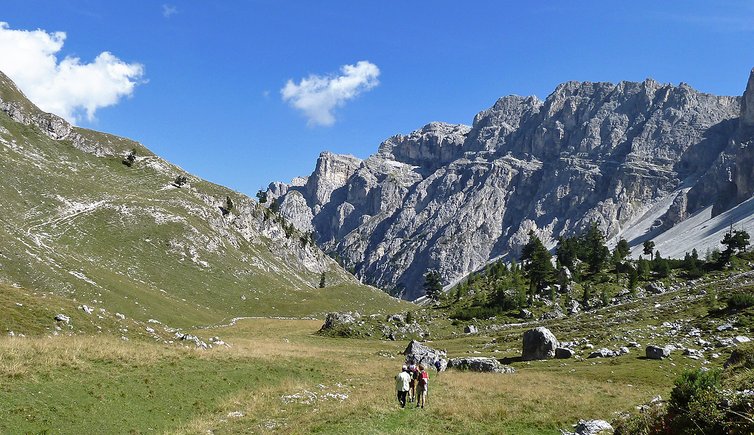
<box><xmin>0</xmin><ymin>315</ymin><xmax>704</xmax><ymax>434</ymax></box>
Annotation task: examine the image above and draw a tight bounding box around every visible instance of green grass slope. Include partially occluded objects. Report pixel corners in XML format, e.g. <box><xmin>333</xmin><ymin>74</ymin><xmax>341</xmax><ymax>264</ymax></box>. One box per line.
<box><xmin>0</xmin><ymin>72</ymin><xmax>408</xmax><ymax>332</ymax></box>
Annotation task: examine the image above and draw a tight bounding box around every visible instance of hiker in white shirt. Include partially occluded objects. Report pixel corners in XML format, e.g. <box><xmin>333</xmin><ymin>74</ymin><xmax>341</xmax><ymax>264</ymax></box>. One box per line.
<box><xmin>395</xmin><ymin>365</ymin><xmax>411</xmax><ymax>408</ymax></box>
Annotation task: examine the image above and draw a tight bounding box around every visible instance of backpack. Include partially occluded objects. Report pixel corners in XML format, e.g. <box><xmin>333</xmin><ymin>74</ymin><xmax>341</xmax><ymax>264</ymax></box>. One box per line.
<box><xmin>419</xmin><ymin>371</ymin><xmax>428</xmax><ymax>386</ymax></box>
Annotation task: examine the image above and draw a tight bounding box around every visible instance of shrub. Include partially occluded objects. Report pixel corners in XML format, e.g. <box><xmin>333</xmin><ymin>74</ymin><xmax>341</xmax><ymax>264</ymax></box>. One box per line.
<box><xmin>667</xmin><ymin>369</ymin><xmax>724</xmax><ymax>434</ymax></box>
<box><xmin>728</xmin><ymin>291</ymin><xmax>754</xmax><ymax>309</ymax></box>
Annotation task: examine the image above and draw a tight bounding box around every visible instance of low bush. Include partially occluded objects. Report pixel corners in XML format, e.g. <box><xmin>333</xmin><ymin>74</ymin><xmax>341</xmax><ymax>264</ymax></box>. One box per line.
<box><xmin>728</xmin><ymin>291</ymin><xmax>754</xmax><ymax>309</ymax></box>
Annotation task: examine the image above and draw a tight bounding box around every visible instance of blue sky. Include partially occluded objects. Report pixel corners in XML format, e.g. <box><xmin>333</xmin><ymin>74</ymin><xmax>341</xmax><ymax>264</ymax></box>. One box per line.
<box><xmin>2</xmin><ymin>1</ymin><xmax>754</xmax><ymax>196</ymax></box>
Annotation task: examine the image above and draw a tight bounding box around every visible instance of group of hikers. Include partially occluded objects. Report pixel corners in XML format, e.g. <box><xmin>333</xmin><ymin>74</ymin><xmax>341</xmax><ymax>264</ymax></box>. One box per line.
<box><xmin>394</xmin><ymin>361</ymin><xmax>438</xmax><ymax>408</ymax></box>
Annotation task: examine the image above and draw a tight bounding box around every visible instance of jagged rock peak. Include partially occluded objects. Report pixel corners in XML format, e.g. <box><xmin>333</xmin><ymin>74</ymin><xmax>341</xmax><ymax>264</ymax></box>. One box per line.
<box><xmin>376</xmin><ymin>122</ymin><xmax>470</xmax><ymax>169</ymax></box>
<box><xmin>303</xmin><ymin>152</ymin><xmax>363</xmax><ymax>210</ymax></box>
<box><xmin>741</xmin><ymin>68</ymin><xmax>754</xmax><ymax>128</ymax></box>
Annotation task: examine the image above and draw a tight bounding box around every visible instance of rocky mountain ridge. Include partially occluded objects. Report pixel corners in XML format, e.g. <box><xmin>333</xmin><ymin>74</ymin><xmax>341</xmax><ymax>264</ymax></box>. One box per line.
<box><xmin>268</xmin><ymin>70</ymin><xmax>754</xmax><ymax>299</ymax></box>
<box><xmin>0</xmin><ymin>71</ymin><xmax>405</xmax><ymax>327</ymax></box>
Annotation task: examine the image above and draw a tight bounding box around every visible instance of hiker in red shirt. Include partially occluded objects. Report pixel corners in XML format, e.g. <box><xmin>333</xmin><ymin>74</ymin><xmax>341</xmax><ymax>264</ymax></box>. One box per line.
<box><xmin>416</xmin><ymin>364</ymin><xmax>429</xmax><ymax>408</ymax></box>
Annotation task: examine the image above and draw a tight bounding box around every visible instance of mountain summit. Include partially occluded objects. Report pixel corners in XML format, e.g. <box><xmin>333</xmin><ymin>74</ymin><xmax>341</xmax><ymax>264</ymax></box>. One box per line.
<box><xmin>268</xmin><ymin>71</ymin><xmax>754</xmax><ymax>299</ymax></box>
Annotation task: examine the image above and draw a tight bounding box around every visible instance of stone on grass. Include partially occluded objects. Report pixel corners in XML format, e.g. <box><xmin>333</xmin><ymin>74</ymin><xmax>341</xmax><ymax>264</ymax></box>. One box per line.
<box><xmin>555</xmin><ymin>348</ymin><xmax>574</xmax><ymax>359</ymax></box>
<box><xmin>588</xmin><ymin>348</ymin><xmax>616</xmax><ymax>359</ymax></box>
<box><xmin>320</xmin><ymin>312</ymin><xmax>359</xmax><ymax>331</ymax></box>
<box><xmin>54</xmin><ymin>313</ymin><xmax>70</xmax><ymax>324</ymax></box>
<box><xmin>567</xmin><ymin>419</ymin><xmax>614</xmax><ymax>435</ymax></box>
<box><xmin>447</xmin><ymin>357</ymin><xmax>515</xmax><ymax>374</ymax></box>
<box><xmin>646</xmin><ymin>345</ymin><xmax>671</xmax><ymax>360</ymax></box>
<box><xmin>403</xmin><ymin>340</ymin><xmax>447</xmax><ymax>369</ymax></box>
<box><xmin>464</xmin><ymin>325</ymin><xmax>478</xmax><ymax>334</ymax></box>
<box><xmin>522</xmin><ymin>327</ymin><xmax>559</xmax><ymax>361</ymax></box>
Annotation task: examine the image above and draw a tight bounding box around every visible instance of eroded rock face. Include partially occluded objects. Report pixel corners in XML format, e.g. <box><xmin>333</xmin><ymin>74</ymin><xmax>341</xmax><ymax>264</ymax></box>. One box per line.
<box><xmin>268</xmin><ymin>74</ymin><xmax>752</xmax><ymax>299</ymax></box>
<box><xmin>522</xmin><ymin>327</ymin><xmax>559</xmax><ymax>361</ymax></box>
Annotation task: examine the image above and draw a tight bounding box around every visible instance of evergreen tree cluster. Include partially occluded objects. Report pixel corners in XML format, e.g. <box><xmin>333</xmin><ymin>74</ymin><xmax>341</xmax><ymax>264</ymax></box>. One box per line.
<box><xmin>439</xmin><ymin>224</ymin><xmax>752</xmax><ymax>320</ymax></box>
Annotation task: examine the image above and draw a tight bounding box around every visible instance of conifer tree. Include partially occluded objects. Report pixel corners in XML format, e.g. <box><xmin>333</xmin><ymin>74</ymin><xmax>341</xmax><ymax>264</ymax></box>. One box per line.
<box><xmin>521</xmin><ymin>231</ymin><xmax>555</xmax><ymax>297</ymax></box>
<box><xmin>423</xmin><ymin>270</ymin><xmax>443</xmax><ymax>301</ymax></box>
<box><xmin>585</xmin><ymin>224</ymin><xmax>609</xmax><ymax>274</ymax></box>
<box><xmin>643</xmin><ymin>240</ymin><xmax>655</xmax><ymax>260</ymax></box>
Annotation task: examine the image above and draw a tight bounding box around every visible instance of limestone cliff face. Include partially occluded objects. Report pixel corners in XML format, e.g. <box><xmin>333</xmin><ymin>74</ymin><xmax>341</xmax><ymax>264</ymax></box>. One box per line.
<box><xmin>269</xmin><ymin>73</ymin><xmax>752</xmax><ymax>299</ymax></box>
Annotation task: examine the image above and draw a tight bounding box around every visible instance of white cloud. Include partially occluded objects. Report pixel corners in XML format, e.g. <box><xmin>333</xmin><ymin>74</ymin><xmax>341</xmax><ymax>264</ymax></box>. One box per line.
<box><xmin>281</xmin><ymin>60</ymin><xmax>380</xmax><ymax>126</ymax></box>
<box><xmin>162</xmin><ymin>4</ymin><xmax>178</xmax><ymax>18</ymax></box>
<box><xmin>0</xmin><ymin>22</ymin><xmax>144</xmax><ymax>124</ymax></box>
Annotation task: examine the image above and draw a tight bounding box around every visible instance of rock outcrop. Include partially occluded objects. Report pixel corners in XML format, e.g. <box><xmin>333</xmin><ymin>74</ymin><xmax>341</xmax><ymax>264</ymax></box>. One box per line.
<box><xmin>447</xmin><ymin>357</ymin><xmax>515</xmax><ymax>374</ymax></box>
<box><xmin>268</xmin><ymin>72</ymin><xmax>754</xmax><ymax>299</ymax></box>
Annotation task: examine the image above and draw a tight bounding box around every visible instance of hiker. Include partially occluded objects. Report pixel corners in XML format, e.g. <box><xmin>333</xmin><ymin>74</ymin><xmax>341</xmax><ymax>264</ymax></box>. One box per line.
<box><xmin>408</xmin><ymin>363</ymin><xmax>418</xmax><ymax>402</ymax></box>
<box><xmin>434</xmin><ymin>358</ymin><xmax>442</xmax><ymax>373</ymax></box>
<box><xmin>416</xmin><ymin>364</ymin><xmax>429</xmax><ymax>408</ymax></box>
<box><xmin>395</xmin><ymin>365</ymin><xmax>411</xmax><ymax>408</ymax></box>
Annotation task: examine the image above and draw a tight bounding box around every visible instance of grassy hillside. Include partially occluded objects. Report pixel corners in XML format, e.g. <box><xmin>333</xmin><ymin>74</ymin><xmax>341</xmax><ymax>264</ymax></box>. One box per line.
<box><xmin>3</xmin><ymin>266</ymin><xmax>753</xmax><ymax>433</ymax></box>
<box><xmin>0</xmin><ymin>73</ymin><xmax>408</xmax><ymax>332</ymax></box>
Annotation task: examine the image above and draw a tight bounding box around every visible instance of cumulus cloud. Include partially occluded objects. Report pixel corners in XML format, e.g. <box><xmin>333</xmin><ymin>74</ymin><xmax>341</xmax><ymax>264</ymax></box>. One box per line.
<box><xmin>281</xmin><ymin>60</ymin><xmax>380</xmax><ymax>126</ymax></box>
<box><xmin>0</xmin><ymin>22</ymin><xmax>144</xmax><ymax>123</ymax></box>
<box><xmin>162</xmin><ymin>4</ymin><xmax>178</xmax><ymax>18</ymax></box>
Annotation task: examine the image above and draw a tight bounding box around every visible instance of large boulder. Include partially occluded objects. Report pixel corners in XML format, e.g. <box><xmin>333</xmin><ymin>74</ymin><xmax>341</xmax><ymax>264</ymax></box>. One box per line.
<box><xmin>522</xmin><ymin>327</ymin><xmax>559</xmax><ymax>361</ymax></box>
<box><xmin>447</xmin><ymin>357</ymin><xmax>515</xmax><ymax>374</ymax></box>
<box><xmin>646</xmin><ymin>345</ymin><xmax>672</xmax><ymax>360</ymax></box>
<box><xmin>403</xmin><ymin>340</ymin><xmax>447</xmax><ymax>369</ymax></box>
<box><xmin>555</xmin><ymin>348</ymin><xmax>574</xmax><ymax>359</ymax></box>
<box><xmin>319</xmin><ymin>312</ymin><xmax>359</xmax><ymax>331</ymax></box>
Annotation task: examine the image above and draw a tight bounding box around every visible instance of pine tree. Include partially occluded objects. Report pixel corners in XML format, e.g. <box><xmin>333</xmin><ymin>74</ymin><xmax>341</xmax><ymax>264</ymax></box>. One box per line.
<box><xmin>423</xmin><ymin>270</ymin><xmax>443</xmax><ymax>301</ymax></box>
<box><xmin>613</xmin><ymin>238</ymin><xmax>630</xmax><ymax>262</ymax></box>
<box><xmin>256</xmin><ymin>189</ymin><xmax>268</xmax><ymax>203</ymax></box>
<box><xmin>628</xmin><ymin>265</ymin><xmax>639</xmax><ymax>293</ymax></box>
<box><xmin>637</xmin><ymin>257</ymin><xmax>651</xmax><ymax>280</ymax></box>
<box><xmin>319</xmin><ymin>272</ymin><xmax>326</xmax><ymax>288</ymax></box>
<box><xmin>722</xmin><ymin>229</ymin><xmax>750</xmax><ymax>262</ymax></box>
<box><xmin>643</xmin><ymin>240</ymin><xmax>655</xmax><ymax>260</ymax></box>
<box><xmin>585</xmin><ymin>224</ymin><xmax>609</xmax><ymax>274</ymax></box>
<box><xmin>521</xmin><ymin>231</ymin><xmax>555</xmax><ymax>297</ymax></box>
<box><xmin>556</xmin><ymin>236</ymin><xmax>579</xmax><ymax>273</ymax></box>
<box><xmin>653</xmin><ymin>251</ymin><xmax>670</xmax><ymax>278</ymax></box>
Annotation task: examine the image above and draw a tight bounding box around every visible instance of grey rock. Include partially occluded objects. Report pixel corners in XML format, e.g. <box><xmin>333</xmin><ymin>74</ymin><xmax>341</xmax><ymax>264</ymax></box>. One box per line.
<box><xmin>646</xmin><ymin>345</ymin><xmax>672</xmax><ymax>359</ymax></box>
<box><xmin>555</xmin><ymin>347</ymin><xmax>574</xmax><ymax>359</ymax></box>
<box><xmin>540</xmin><ymin>306</ymin><xmax>566</xmax><ymax>320</ymax></box>
<box><xmin>683</xmin><ymin>348</ymin><xmax>702</xmax><ymax>359</ymax></box>
<box><xmin>717</xmin><ymin>323</ymin><xmax>734</xmax><ymax>332</ymax></box>
<box><xmin>734</xmin><ymin>335</ymin><xmax>751</xmax><ymax>344</ymax></box>
<box><xmin>566</xmin><ymin>299</ymin><xmax>581</xmax><ymax>315</ymax></box>
<box><xmin>54</xmin><ymin>313</ymin><xmax>70</xmax><ymax>324</ymax></box>
<box><xmin>646</xmin><ymin>282</ymin><xmax>667</xmax><ymax>294</ymax></box>
<box><xmin>522</xmin><ymin>327</ymin><xmax>559</xmax><ymax>361</ymax></box>
<box><xmin>588</xmin><ymin>348</ymin><xmax>616</xmax><ymax>359</ymax></box>
<box><xmin>464</xmin><ymin>325</ymin><xmax>478</xmax><ymax>334</ymax></box>
<box><xmin>320</xmin><ymin>312</ymin><xmax>359</xmax><ymax>331</ymax></box>
<box><xmin>447</xmin><ymin>357</ymin><xmax>515</xmax><ymax>374</ymax></box>
<box><xmin>519</xmin><ymin>308</ymin><xmax>533</xmax><ymax>319</ymax></box>
<box><xmin>563</xmin><ymin>419</ymin><xmax>614</xmax><ymax>435</ymax></box>
<box><xmin>79</xmin><ymin>304</ymin><xmax>94</xmax><ymax>315</ymax></box>
<box><xmin>403</xmin><ymin>340</ymin><xmax>447</xmax><ymax>368</ymax></box>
